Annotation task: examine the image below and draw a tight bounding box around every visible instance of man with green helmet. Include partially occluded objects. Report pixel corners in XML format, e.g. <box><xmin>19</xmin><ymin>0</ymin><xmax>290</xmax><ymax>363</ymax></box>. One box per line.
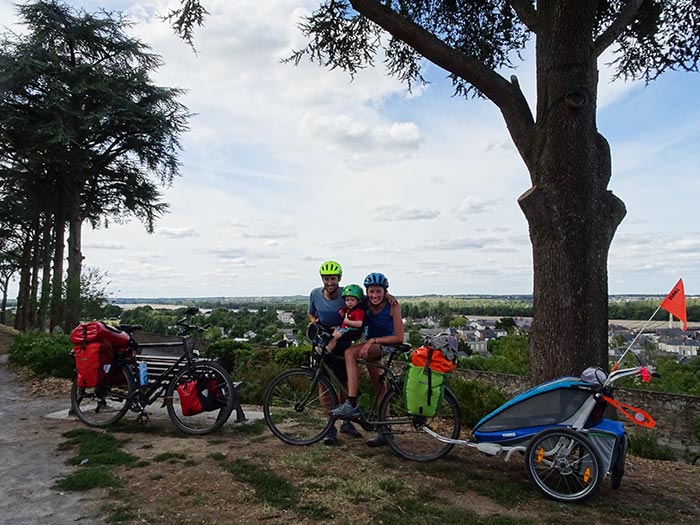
<box><xmin>308</xmin><ymin>260</ymin><xmax>362</xmax><ymax>443</ymax></box>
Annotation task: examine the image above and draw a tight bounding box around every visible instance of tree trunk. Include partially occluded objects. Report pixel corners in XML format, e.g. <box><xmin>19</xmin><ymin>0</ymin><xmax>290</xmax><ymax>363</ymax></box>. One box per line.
<box><xmin>65</xmin><ymin>209</ymin><xmax>83</xmax><ymax>332</ymax></box>
<box><xmin>50</xmin><ymin>204</ymin><xmax>66</xmax><ymax>331</ymax></box>
<box><xmin>37</xmin><ymin>216</ymin><xmax>53</xmax><ymax>331</ymax></box>
<box><xmin>0</xmin><ymin>274</ymin><xmax>9</xmax><ymax>325</ymax></box>
<box><xmin>14</xmin><ymin>233</ymin><xmax>33</xmax><ymax>332</ymax></box>
<box><xmin>517</xmin><ymin>1</ymin><xmax>626</xmax><ymax>382</ymax></box>
<box><xmin>28</xmin><ymin>223</ymin><xmax>42</xmax><ymax>329</ymax></box>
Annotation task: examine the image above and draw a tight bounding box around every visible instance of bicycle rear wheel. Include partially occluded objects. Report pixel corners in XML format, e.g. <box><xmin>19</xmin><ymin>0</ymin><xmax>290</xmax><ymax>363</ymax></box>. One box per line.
<box><xmin>525</xmin><ymin>427</ymin><xmax>603</xmax><ymax>502</ymax></box>
<box><xmin>70</xmin><ymin>366</ymin><xmax>135</xmax><ymax>427</ymax></box>
<box><xmin>165</xmin><ymin>361</ymin><xmax>235</xmax><ymax>435</ymax></box>
<box><xmin>381</xmin><ymin>386</ymin><xmax>461</xmax><ymax>462</ymax></box>
<box><xmin>263</xmin><ymin>368</ymin><xmax>338</xmax><ymax>445</ymax></box>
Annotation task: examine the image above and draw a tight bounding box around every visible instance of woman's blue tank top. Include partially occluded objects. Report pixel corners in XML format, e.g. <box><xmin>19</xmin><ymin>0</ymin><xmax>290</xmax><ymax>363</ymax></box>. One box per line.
<box><xmin>366</xmin><ymin>303</ymin><xmax>394</xmax><ymax>338</ymax></box>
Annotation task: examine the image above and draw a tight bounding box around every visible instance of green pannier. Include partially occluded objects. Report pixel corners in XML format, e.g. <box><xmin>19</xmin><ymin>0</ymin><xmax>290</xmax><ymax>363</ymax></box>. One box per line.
<box><xmin>404</xmin><ymin>363</ymin><xmax>447</xmax><ymax>417</ymax></box>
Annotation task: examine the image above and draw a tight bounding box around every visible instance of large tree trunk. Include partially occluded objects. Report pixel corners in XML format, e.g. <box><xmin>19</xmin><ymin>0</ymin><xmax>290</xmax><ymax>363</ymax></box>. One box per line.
<box><xmin>517</xmin><ymin>1</ymin><xmax>626</xmax><ymax>381</ymax></box>
<box><xmin>28</xmin><ymin>223</ymin><xmax>42</xmax><ymax>329</ymax></box>
<box><xmin>0</xmin><ymin>274</ymin><xmax>9</xmax><ymax>325</ymax></box>
<box><xmin>50</xmin><ymin>203</ymin><xmax>66</xmax><ymax>331</ymax></box>
<box><xmin>14</xmin><ymin>232</ymin><xmax>33</xmax><ymax>331</ymax></box>
<box><xmin>37</xmin><ymin>217</ymin><xmax>53</xmax><ymax>331</ymax></box>
<box><xmin>65</xmin><ymin>209</ymin><xmax>83</xmax><ymax>332</ymax></box>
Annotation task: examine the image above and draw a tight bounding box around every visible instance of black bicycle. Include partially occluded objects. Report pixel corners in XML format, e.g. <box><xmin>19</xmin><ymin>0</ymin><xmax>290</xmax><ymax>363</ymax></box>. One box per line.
<box><xmin>70</xmin><ymin>308</ymin><xmax>236</xmax><ymax>435</ymax></box>
<box><xmin>262</xmin><ymin>323</ymin><xmax>462</xmax><ymax>461</ymax></box>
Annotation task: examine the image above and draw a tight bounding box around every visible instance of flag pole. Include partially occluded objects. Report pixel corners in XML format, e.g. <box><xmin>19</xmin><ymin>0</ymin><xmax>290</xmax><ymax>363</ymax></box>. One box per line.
<box><xmin>612</xmin><ymin>305</ymin><xmax>662</xmax><ymax>372</ymax></box>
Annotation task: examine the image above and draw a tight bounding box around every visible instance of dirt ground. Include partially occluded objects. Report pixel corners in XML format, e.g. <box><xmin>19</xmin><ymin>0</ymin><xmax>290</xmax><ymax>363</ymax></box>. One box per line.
<box><xmin>2</xmin><ymin>326</ymin><xmax>700</xmax><ymax>524</ymax></box>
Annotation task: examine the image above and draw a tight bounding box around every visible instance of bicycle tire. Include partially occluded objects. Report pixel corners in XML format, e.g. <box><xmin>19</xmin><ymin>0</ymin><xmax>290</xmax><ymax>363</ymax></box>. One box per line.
<box><xmin>525</xmin><ymin>427</ymin><xmax>604</xmax><ymax>503</ymax></box>
<box><xmin>70</xmin><ymin>365</ymin><xmax>135</xmax><ymax>427</ymax></box>
<box><xmin>165</xmin><ymin>361</ymin><xmax>235</xmax><ymax>435</ymax></box>
<box><xmin>263</xmin><ymin>368</ymin><xmax>338</xmax><ymax>445</ymax></box>
<box><xmin>381</xmin><ymin>386</ymin><xmax>461</xmax><ymax>462</ymax></box>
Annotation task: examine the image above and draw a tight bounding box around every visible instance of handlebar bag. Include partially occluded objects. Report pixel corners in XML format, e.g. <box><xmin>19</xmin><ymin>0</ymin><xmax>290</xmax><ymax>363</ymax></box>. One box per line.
<box><xmin>74</xmin><ymin>341</ymin><xmax>114</xmax><ymax>388</ymax></box>
<box><xmin>404</xmin><ymin>363</ymin><xmax>446</xmax><ymax>417</ymax></box>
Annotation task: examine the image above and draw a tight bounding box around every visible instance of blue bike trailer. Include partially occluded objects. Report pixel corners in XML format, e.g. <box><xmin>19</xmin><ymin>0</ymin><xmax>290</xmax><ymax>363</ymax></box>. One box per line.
<box><xmin>472</xmin><ymin>376</ymin><xmax>601</xmax><ymax>445</ymax></box>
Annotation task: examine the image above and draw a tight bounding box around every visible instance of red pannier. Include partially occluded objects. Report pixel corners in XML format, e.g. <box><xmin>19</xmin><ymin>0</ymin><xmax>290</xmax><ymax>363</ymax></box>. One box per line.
<box><xmin>74</xmin><ymin>341</ymin><xmax>114</xmax><ymax>388</ymax></box>
<box><xmin>176</xmin><ymin>377</ymin><xmax>222</xmax><ymax>416</ymax></box>
<box><xmin>70</xmin><ymin>321</ymin><xmax>129</xmax><ymax>351</ymax></box>
<box><xmin>71</xmin><ymin>322</ymin><xmax>129</xmax><ymax>388</ymax></box>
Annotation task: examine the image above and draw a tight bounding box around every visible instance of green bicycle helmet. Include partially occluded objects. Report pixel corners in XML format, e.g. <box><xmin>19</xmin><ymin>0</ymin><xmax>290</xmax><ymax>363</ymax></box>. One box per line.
<box><xmin>341</xmin><ymin>284</ymin><xmax>364</xmax><ymax>300</ymax></box>
<box><xmin>319</xmin><ymin>260</ymin><xmax>342</xmax><ymax>276</ymax></box>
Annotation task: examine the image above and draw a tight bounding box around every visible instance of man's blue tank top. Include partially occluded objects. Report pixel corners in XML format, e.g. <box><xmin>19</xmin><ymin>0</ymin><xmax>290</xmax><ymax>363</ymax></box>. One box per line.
<box><xmin>366</xmin><ymin>303</ymin><xmax>394</xmax><ymax>338</ymax></box>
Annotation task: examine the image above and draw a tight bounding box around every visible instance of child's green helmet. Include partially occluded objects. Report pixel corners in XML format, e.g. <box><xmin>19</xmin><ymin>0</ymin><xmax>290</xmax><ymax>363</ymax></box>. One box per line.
<box><xmin>341</xmin><ymin>284</ymin><xmax>364</xmax><ymax>300</ymax></box>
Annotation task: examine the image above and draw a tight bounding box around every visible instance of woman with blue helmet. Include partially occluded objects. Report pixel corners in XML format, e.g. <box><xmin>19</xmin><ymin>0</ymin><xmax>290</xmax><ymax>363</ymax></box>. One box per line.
<box><xmin>330</xmin><ymin>272</ymin><xmax>405</xmax><ymax>447</ymax></box>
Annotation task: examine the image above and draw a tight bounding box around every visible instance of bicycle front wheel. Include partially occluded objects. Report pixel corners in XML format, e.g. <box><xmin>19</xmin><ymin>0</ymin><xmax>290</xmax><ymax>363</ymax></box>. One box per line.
<box><xmin>525</xmin><ymin>427</ymin><xmax>604</xmax><ymax>503</ymax></box>
<box><xmin>70</xmin><ymin>366</ymin><xmax>135</xmax><ymax>427</ymax></box>
<box><xmin>263</xmin><ymin>368</ymin><xmax>338</xmax><ymax>445</ymax></box>
<box><xmin>165</xmin><ymin>361</ymin><xmax>235</xmax><ymax>435</ymax></box>
<box><xmin>381</xmin><ymin>386</ymin><xmax>461</xmax><ymax>462</ymax></box>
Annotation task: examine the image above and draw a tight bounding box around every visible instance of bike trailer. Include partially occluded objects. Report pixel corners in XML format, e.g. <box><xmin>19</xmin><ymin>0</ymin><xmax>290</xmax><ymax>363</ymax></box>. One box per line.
<box><xmin>472</xmin><ymin>376</ymin><xmax>604</xmax><ymax>445</ymax></box>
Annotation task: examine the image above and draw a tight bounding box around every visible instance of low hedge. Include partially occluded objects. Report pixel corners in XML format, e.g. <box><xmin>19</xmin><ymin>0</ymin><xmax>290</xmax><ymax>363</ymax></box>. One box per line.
<box><xmin>8</xmin><ymin>331</ymin><xmax>73</xmax><ymax>378</ymax></box>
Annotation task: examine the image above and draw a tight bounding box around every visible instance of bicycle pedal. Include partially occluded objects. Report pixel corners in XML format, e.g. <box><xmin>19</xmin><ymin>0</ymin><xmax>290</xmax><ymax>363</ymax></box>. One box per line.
<box><xmin>136</xmin><ymin>412</ymin><xmax>150</xmax><ymax>425</ymax></box>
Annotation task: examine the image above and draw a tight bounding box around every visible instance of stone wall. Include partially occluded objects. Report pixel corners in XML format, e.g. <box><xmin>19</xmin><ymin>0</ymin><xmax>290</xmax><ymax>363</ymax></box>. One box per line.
<box><xmin>453</xmin><ymin>368</ymin><xmax>700</xmax><ymax>463</ymax></box>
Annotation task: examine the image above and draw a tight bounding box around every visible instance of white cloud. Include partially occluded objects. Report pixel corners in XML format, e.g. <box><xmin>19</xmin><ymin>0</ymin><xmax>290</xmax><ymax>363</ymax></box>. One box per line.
<box><xmin>3</xmin><ymin>0</ymin><xmax>698</xmax><ymax>297</ymax></box>
<box><xmin>158</xmin><ymin>227</ymin><xmax>200</xmax><ymax>238</ymax></box>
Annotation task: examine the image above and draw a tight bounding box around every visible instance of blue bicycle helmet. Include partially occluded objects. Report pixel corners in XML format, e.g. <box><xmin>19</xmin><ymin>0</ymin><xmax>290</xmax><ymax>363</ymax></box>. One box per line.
<box><xmin>364</xmin><ymin>272</ymin><xmax>389</xmax><ymax>289</ymax></box>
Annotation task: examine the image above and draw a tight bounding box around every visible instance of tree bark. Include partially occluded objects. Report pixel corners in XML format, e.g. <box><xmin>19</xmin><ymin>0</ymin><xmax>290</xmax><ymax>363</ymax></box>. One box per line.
<box><xmin>65</xmin><ymin>208</ymin><xmax>83</xmax><ymax>332</ymax></box>
<box><xmin>517</xmin><ymin>1</ymin><xmax>626</xmax><ymax>380</ymax></box>
<box><xmin>50</xmin><ymin>202</ymin><xmax>66</xmax><ymax>331</ymax></box>
<box><xmin>37</xmin><ymin>216</ymin><xmax>54</xmax><ymax>332</ymax></box>
<box><xmin>14</xmin><ymin>232</ymin><xmax>33</xmax><ymax>332</ymax></box>
<box><xmin>28</xmin><ymin>223</ymin><xmax>42</xmax><ymax>329</ymax></box>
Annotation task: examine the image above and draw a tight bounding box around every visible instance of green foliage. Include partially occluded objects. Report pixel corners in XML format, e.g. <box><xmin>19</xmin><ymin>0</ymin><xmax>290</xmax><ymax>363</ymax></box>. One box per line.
<box><xmin>459</xmin><ymin>333</ymin><xmax>530</xmax><ymax>376</ymax></box>
<box><xmin>618</xmin><ymin>356</ymin><xmax>700</xmax><ymax>396</ymax></box>
<box><xmin>628</xmin><ymin>433</ymin><xmax>677</xmax><ymax>461</ymax></box>
<box><xmin>203</xmin><ymin>339</ymin><xmax>254</xmax><ymax>373</ymax></box>
<box><xmin>448</xmin><ymin>376</ymin><xmax>508</xmax><ymax>428</ymax></box>
<box><xmin>7</xmin><ymin>331</ymin><xmax>73</xmax><ymax>378</ymax></box>
<box><xmin>272</xmin><ymin>345</ymin><xmax>311</xmax><ymax>368</ymax></box>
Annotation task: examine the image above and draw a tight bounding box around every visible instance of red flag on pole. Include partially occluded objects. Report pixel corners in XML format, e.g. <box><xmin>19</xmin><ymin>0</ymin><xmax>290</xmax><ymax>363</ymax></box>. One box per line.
<box><xmin>660</xmin><ymin>278</ymin><xmax>687</xmax><ymax>330</ymax></box>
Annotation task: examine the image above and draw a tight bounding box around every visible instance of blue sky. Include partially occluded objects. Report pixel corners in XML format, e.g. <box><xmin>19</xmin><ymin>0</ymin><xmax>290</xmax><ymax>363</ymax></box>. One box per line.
<box><xmin>2</xmin><ymin>0</ymin><xmax>699</xmax><ymax>298</ymax></box>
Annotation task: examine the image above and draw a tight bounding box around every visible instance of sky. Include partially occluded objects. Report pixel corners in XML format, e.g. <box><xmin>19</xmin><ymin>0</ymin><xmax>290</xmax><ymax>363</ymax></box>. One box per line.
<box><xmin>2</xmin><ymin>0</ymin><xmax>699</xmax><ymax>298</ymax></box>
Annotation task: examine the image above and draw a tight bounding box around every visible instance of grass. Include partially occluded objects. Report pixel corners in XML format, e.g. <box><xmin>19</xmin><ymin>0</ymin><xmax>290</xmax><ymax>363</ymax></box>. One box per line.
<box><xmin>152</xmin><ymin>452</ymin><xmax>188</xmax><ymax>463</ymax></box>
<box><xmin>215</xmin><ymin>457</ymin><xmax>299</xmax><ymax>509</ymax></box>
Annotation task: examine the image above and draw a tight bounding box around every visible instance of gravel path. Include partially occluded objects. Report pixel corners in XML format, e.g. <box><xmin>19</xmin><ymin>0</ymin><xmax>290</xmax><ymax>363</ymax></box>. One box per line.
<box><xmin>0</xmin><ymin>354</ymin><xmax>101</xmax><ymax>525</ymax></box>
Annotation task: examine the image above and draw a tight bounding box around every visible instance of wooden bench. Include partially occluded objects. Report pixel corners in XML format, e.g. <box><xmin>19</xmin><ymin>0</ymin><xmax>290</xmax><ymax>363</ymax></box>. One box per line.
<box><xmin>136</xmin><ymin>352</ymin><xmax>247</xmax><ymax>423</ymax></box>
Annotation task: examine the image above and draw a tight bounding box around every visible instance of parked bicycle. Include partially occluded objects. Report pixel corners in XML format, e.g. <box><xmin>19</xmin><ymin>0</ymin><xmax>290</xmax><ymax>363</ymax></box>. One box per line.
<box><xmin>263</xmin><ymin>323</ymin><xmax>462</xmax><ymax>461</ymax></box>
<box><xmin>70</xmin><ymin>307</ymin><xmax>236</xmax><ymax>435</ymax></box>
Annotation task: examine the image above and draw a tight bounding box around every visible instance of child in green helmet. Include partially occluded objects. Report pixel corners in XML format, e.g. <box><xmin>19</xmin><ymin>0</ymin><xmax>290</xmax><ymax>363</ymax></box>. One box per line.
<box><xmin>326</xmin><ymin>284</ymin><xmax>366</xmax><ymax>353</ymax></box>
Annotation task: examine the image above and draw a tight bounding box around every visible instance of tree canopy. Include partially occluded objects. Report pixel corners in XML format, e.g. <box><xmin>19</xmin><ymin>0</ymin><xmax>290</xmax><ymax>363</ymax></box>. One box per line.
<box><xmin>0</xmin><ymin>0</ymin><xmax>191</xmax><ymax>330</ymax></box>
<box><xmin>169</xmin><ymin>1</ymin><xmax>699</xmax><ymax>382</ymax></box>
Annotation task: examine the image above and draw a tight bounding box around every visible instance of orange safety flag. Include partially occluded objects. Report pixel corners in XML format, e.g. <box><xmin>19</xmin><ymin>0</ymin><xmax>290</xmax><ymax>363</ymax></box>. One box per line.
<box><xmin>660</xmin><ymin>278</ymin><xmax>687</xmax><ymax>330</ymax></box>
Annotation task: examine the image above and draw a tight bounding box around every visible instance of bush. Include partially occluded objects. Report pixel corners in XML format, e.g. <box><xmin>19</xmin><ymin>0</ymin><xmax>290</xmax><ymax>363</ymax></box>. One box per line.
<box><xmin>8</xmin><ymin>331</ymin><xmax>73</xmax><ymax>378</ymax></box>
<box><xmin>272</xmin><ymin>345</ymin><xmax>311</xmax><ymax>368</ymax></box>
<box><xmin>447</xmin><ymin>376</ymin><xmax>508</xmax><ymax>428</ymax></box>
<box><xmin>202</xmin><ymin>339</ymin><xmax>253</xmax><ymax>373</ymax></box>
<box><xmin>203</xmin><ymin>343</ymin><xmax>290</xmax><ymax>405</ymax></box>
<box><xmin>628</xmin><ymin>433</ymin><xmax>677</xmax><ymax>461</ymax></box>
